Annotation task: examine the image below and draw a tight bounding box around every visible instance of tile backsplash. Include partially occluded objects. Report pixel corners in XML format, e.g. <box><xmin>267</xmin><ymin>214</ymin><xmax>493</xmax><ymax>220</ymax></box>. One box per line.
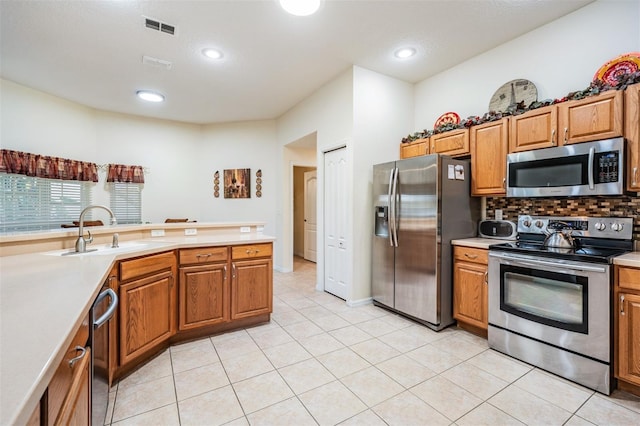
<box><xmin>486</xmin><ymin>195</ymin><xmax>640</xmax><ymax>242</ymax></box>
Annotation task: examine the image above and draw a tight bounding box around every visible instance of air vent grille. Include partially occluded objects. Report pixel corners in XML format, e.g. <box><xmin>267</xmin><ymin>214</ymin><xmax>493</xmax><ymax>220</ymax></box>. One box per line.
<box><xmin>144</xmin><ymin>17</ymin><xmax>176</xmax><ymax>36</ymax></box>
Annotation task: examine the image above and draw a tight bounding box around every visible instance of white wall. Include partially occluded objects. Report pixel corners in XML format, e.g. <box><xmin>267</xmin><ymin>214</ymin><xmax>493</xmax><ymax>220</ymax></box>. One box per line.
<box><xmin>414</xmin><ymin>0</ymin><xmax>640</xmax><ymax>131</ymax></box>
<box><xmin>352</xmin><ymin>66</ymin><xmax>413</xmax><ymax>302</ymax></box>
<box><xmin>276</xmin><ymin>69</ymin><xmax>354</xmax><ymax>278</ymax></box>
<box><xmin>0</xmin><ymin>79</ymin><xmax>279</xmax><ymax>231</ymax></box>
<box><xmin>93</xmin><ymin>112</ymin><xmax>201</xmax><ymax>222</ymax></box>
<box><xmin>198</xmin><ymin>120</ymin><xmax>278</xmax><ymax>237</ymax></box>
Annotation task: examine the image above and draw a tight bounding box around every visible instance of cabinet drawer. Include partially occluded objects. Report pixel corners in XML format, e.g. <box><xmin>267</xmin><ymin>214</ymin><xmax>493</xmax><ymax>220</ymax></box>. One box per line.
<box><xmin>617</xmin><ymin>266</ymin><xmax>640</xmax><ymax>292</ymax></box>
<box><xmin>453</xmin><ymin>246</ymin><xmax>488</xmax><ymax>264</ymax></box>
<box><xmin>179</xmin><ymin>246</ymin><xmax>228</xmax><ymax>265</ymax></box>
<box><xmin>47</xmin><ymin>313</ymin><xmax>90</xmax><ymax>425</ymax></box>
<box><xmin>232</xmin><ymin>243</ymin><xmax>272</xmax><ymax>260</ymax></box>
<box><xmin>120</xmin><ymin>251</ymin><xmax>175</xmax><ymax>282</ymax></box>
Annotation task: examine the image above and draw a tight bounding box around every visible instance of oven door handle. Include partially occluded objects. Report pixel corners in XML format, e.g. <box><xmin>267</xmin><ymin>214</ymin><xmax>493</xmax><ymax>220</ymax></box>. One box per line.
<box><xmin>489</xmin><ymin>252</ymin><xmax>607</xmax><ymax>273</ymax></box>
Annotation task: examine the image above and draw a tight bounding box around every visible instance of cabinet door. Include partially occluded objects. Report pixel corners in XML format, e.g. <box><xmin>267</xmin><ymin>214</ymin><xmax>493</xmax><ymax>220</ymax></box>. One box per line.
<box><xmin>509</xmin><ymin>105</ymin><xmax>557</xmax><ymax>152</ymax></box>
<box><xmin>120</xmin><ymin>271</ymin><xmax>175</xmax><ymax>365</ymax></box>
<box><xmin>56</xmin><ymin>347</ymin><xmax>91</xmax><ymax>426</ymax></box>
<box><xmin>470</xmin><ymin>118</ymin><xmax>508</xmax><ymax>196</ymax></box>
<box><xmin>453</xmin><ymin>260</ymin><xmax>488</xmax><ymax>330</ymax></box>
<box><xmin>179</xmin><ymin>263</ymin><xmax>229</xmax><ymax>330</ymax></box>
<box><xmin>558</xmin><ymin>90</ymin><xmax>623</xmax><ymax>145</ymax></box>
<box><xmin>430</xmin><ymin>129</ymin><xmax>470</xmax><ymax>156</ymax></box>
<box><xmin>400</xmin><ymin>138</ymin><xmax>429</xmax><ymax>159</ymax></box>
<box><xmin>626</xmin><ymin>83</ymin><xmax>640</xmax><ymax>191</ymax></box>
<box><xmin>618</xmin><ymin>292</ymin><xmax>640</xmax><ymax>386</ymax></box>
<box><xmin>231</xmin><ymin>258</ymin><xmax>273</xmax><ymax>320</ymax></box>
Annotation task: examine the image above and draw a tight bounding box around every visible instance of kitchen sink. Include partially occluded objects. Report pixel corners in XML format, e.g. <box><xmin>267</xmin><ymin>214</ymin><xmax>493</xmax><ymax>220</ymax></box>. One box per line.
<box><xmin>45</xmin><ymin>240</ymin><xmax>170</xmax><ymax>256</ymax></box>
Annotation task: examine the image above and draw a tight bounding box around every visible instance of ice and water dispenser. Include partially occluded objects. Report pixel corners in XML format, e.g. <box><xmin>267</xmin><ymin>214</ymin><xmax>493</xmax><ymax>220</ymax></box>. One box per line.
<box><xmin>374</xmin><ymin>206</ymin><xmax>389</xmax><ymax>238</ymax></box>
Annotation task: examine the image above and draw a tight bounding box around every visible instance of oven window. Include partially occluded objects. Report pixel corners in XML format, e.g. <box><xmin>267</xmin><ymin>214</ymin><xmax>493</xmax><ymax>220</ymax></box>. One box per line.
<box><xmin>500</xmin><ymin>265</ymin><xmax>588</xmax><ymax>334</ymax></box>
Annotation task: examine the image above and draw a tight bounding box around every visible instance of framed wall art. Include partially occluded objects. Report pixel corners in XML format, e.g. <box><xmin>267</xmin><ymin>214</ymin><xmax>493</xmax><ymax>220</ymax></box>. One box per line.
<box><xmin>224</xmin><ymin>168</ymin><xmax>251</xmax><ymax>198</ymax></box>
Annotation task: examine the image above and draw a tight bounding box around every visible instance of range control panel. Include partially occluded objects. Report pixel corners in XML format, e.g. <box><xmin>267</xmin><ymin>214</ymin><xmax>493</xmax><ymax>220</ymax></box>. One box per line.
<box><xmin>517</xmin><ymin>215</ymin><xmax>633</xmax><ymax>240</ymax></box>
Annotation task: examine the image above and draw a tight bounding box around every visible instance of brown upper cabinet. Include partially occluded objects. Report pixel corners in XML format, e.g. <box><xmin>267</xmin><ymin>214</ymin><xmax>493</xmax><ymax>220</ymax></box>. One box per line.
<box><xmin>510</xmin><ymin>90</ymin><xmax>624</xmax><ymax>152</ymax></box>
<box><xmin>625</xmin><ymin>83</ymin><xmax>640</xmax><ymax>192</ymax></box>
<box><xmin>558</xmin><ymin>89</ymin><xmax>623</xmax><ymax>145</ymax></box>
<box><xmin>430</xmin><ymin>128</ymin><xmax>470</xmax><ymax>157</ymax></box>
<box><xmin>509</xmin><ymin>105</ymin><xmax>557</xmax><ymax>152</ymax></box>
<box><xmin>400</xmin><ymin>138</ymin><xmax>429</xmax><ymax>159</ymax></box>
<box><xmin>470</xmin><ymin>118</ymin><xmax>509</xmax><ymax>196</ymax></box>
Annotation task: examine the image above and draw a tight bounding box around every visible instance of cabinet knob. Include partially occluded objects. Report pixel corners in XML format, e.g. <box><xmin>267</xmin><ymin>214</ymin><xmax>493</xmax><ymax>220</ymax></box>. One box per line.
<box><xmin>484</xmin><ymin>271</ymin><xmax>488</xmax><ymax>284</ymax></box>
<box><xmin>551</xmin><ymin>129</ymin><xmax>556</xmax><ymax>145</ymax></box>
<box><xmin>621</xmin><ymin>294</ymin><xmax>625</xmax><ymax>315</ymax></box>
<box><xmin>464</xmin><ymin>253</ymin><xmax>478</xmax><ymax>259</ymax></box>
<box><xmin>563</xmin><ymin>127</ymin><xmax>568</xmax><ymax>145</ymax></box>
<box><xmin>633</xmin><ymin>167</ymin><xmax>638</xmax><ymax>186</ymax></box>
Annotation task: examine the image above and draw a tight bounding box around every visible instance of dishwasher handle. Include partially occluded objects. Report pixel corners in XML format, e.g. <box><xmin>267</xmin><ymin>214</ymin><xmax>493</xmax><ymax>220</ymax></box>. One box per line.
<box><xmin>93</xmin><ymin>288</ymin><xmax>118</xmax><ymax>329</ymax></box>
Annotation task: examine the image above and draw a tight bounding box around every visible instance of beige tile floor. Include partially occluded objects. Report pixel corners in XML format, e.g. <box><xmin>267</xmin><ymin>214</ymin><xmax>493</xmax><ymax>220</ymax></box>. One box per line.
<box><xmin>106</xmin><ymin>257</ymin><xmax>640</xmax><ymax>425</ymax></box>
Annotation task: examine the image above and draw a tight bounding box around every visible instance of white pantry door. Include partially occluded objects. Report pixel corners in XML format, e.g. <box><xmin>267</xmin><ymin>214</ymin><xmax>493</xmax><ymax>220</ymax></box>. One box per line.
<box><xmin>324</xmin><ymin>147</ymin><xmax>348</xmax><ymax>300</ymax></box>
<box><xmin>303</xmin><ymin>170</ymin><xmax>317</xmax><ymax>263</ymax></box>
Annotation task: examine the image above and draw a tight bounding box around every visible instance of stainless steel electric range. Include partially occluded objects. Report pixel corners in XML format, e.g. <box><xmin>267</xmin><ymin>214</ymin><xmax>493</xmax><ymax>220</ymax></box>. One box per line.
<box><xmin>488</xmin><ymin>215</ymin><xmax>634</xmax><ymax>394</ymax></box>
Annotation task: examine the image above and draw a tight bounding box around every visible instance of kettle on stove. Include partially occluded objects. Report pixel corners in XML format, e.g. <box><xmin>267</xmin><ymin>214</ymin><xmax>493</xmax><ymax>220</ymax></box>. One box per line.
<box><xmin>543</xmin><ymin>221</ymin><xmax>575</xmax><ymax>248</ymax></box>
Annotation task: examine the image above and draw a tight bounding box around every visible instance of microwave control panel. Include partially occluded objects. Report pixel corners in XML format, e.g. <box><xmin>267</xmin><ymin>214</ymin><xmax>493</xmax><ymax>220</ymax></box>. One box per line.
<box><xmin>595</xmin><ymin>151</ymin><xmax>619</xmax><ymax>183</ymax></box>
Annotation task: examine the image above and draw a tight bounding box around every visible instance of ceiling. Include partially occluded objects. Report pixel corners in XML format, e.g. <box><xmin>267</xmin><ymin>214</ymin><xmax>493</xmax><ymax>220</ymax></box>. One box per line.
<box><xmin>0</xmin><ymin>0</ymin><xmax>594</xmax><ymax>125</ymax></box>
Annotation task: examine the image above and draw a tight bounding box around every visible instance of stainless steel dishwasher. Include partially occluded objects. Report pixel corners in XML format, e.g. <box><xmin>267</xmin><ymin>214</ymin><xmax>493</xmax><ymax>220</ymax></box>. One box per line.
<box><xmin>91</xmin><ymin>285</ymin><xmax>118</xmax><ymax>425</ymax></box>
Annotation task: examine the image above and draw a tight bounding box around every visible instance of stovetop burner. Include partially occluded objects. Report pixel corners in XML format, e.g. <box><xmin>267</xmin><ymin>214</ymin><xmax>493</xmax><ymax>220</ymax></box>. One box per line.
<box><xmin>489</xmin><ymin>240</ymin><xmax>631</xmax><ymax>264</ymax></box>
<box><xmin>488</xmin><ymin>215</ymin><xmax>634</xmax><ymax>264</ymax></box>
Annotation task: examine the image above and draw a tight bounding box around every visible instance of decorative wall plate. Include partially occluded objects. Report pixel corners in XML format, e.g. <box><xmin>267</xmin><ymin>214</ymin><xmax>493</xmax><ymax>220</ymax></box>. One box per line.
<box><xmin>594</xmin><ymin>52</ymin><xmax>640</xmax><ymax>86</ymax></box>
<box><xmin>434</xmin><ymin>112</ymin><xmax>460</xmax><ymax>129</ymax></box>
<box><xmin>489</xmin><ymin>79</ymin><xmax>537</xmax><ymax>112</ymax></box>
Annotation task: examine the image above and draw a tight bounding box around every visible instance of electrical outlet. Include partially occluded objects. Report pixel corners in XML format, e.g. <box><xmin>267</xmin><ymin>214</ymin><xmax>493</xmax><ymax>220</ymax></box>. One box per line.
<box><xmin>495</xmin><ymin>209</ymin><xmax>503</xmax><ymax>220</ymax></box>
<box><xmin>151</xmin><ymin>229</ymin><xmax>165</xmax><ymax>237</ymax></box>
<box><xmin>240</xmin><ymin>226</ymin><xmax>251</xmax><ymax>233</ymax></box>
<box><xmin>184</xmin><ymin>228</ymin><xmax>197</xmax><ymax>236</ymax></box>
<box><xmin>256</xmin><ymin>225</ymin><xmax>264</xmax><ymax>233</ymax></box>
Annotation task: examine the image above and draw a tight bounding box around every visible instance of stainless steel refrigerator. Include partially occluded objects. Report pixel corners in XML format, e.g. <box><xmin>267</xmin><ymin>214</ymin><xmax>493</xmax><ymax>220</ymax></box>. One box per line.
<box><xmin>372</xmin><ymin>155</ymin><xmax>480</xmax><ymax>330</ymax></box>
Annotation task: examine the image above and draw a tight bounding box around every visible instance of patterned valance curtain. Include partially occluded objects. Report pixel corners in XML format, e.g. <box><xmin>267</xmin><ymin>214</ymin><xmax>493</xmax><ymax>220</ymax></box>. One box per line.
<box><xmin>106</xmin><ymin>164</ymin><xmax>145</xmax><ymax>184</ymax></box>
<box><xmin>0</xmin><ymin>149</ymin><xmax>98</xmax><ymax>182</ymax></box>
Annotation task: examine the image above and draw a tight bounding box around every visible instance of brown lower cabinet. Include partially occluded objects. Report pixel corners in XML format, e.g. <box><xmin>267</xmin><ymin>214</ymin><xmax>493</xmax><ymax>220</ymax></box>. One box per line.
<box><xmin>615</xmin><ymin>265</ymin><xmax>640</xmax><ymax>396</ymax></box>
<box><xmin>453</xmin><ymin>246</ymin><xmax>488</xmax><ymax>337</ymax></box>
<box><xmin>111</xmin><ymin>243</ymin><xmax>273</xmax><ymax>382</ymax></box>
<box><xmin>43</xmin><ymin>313</ymin><xmax>91</xmax><ymax>426</ymax></box>
<box><xmin>178</xmin><ymin>246</ymin><xmax>230</xmax><ymax>330</ymax></box>
<box><xmin>118</xmin><ymin>251</ymin><xmax>177</xmax><ymax>366</ymax></box>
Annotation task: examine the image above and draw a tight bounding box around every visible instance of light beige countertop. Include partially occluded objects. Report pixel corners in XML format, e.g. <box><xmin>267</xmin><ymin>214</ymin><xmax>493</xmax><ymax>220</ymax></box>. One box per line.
<box><xmin>613</xmin><ymin>251</ymin><xmax>640</xmax><ymax>268</ymax></box>
<box><xmin>451</xmin><ymin>237</ymin><xmax>514</xmax><ymax>250</ymax></box>
<box><xmin>0</xmin><ymin>227</ymin><xmax>274</xmax><ymax>425</ymax></box>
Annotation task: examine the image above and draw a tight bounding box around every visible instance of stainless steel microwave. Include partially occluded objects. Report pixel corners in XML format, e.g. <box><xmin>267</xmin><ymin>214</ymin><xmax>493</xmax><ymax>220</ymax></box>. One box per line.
<box><xmin>506</xmin><ymin>137</ymin><xmax>625</xmax><ymax>197</ymax></box>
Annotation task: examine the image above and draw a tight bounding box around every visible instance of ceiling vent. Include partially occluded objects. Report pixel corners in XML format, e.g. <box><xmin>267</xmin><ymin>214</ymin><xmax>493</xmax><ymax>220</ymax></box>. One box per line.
<box><xmin>144</xmin><ymin>17</ymin><xmax>176</xmax><ymax>36</ymax></box>
<box><xmin>142</xmin><ymin>55</ymin><xmax>172</xmax><ymax>70</ymax></box>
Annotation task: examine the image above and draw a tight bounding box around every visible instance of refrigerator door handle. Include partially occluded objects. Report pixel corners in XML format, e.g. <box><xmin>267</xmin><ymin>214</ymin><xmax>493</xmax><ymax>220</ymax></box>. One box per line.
<box><xmin>387</xmin><ymin>168</ymin><xmax>395</xmax><ymax>247</ymax></box>
<box><xmin>391</xmin><ymin>167</ymin><xmax>399</xmax><ymax>247</ymax></box>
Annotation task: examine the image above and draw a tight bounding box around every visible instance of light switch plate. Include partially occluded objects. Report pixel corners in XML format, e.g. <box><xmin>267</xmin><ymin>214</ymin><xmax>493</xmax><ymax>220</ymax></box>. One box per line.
<box><xmin>151</xmin><ymin>229</ymin><xmax>165</xmax><ymax>237</ymax></box>
<box><xmin>240</xmin><ymin>226</ymin><xmax>251</xmax><ymax>233</ymax></box>
<box><xmin>257</xmin><ymin>225</ymin><xmax>264</xmax><ymax>233</ymax></box>
<box><xmin>184</xmin><ymin>228</ymin><xmax>197</xmax><ymax>236</ymax></box>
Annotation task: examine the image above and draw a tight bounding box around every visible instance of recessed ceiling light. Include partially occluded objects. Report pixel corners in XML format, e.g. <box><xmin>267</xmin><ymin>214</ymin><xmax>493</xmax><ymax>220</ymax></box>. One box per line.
<box><xmin>394</xmin><ymin>47</ymin><xmax>417</xmax><ymax>59</ymax></box>
<box><xmin>202</xmin><ymin>48</ymin><xmax>223</xmax><ymax>59</ymax></box>
<box><xmin>279</xmin><ymin>0</ymin><xmax>322</xmax><ymax>16</ymax></box>
<box><xmin>136</xmin><ymin>90</ymin><xmax>165</xmax><ymax>103</ymax></box>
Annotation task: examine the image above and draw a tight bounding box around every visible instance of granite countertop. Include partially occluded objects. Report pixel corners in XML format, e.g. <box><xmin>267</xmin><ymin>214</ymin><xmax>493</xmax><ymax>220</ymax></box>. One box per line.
<box><xmin>0</xmin><ymin>232</ymin><xmax>275</xmax><ymax>425</ymax></box>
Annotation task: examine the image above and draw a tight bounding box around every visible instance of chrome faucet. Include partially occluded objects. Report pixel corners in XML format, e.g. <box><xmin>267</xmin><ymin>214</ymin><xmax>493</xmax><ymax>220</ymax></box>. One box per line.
<box><xmin>75</xmin><ymin>205</ymin><xmax>117</xmax><ymax>253</ymax></box>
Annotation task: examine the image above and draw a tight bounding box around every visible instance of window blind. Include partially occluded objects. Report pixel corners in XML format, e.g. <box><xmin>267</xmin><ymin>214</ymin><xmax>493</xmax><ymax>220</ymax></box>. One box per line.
<box><xmin>109</xmin><ymin>182</ymin><xmax>142</xmax><ymax>224</ymax></box>
<box><xmin>0</xmin><ymin>173</ymin><xmax>93</xmax><ymax>233</ymax></box>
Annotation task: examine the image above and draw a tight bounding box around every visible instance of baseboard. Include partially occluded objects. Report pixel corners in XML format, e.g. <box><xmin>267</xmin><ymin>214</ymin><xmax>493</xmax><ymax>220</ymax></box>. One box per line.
<box><xmin>274</xmin><ymin>265</ymin><xmax>292</xmax><ymax>273</ymax></box>
<box><xmin>347</xmin><ymin>297</ymin><xmax>373</xmax><ymax>307</ymax></box>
